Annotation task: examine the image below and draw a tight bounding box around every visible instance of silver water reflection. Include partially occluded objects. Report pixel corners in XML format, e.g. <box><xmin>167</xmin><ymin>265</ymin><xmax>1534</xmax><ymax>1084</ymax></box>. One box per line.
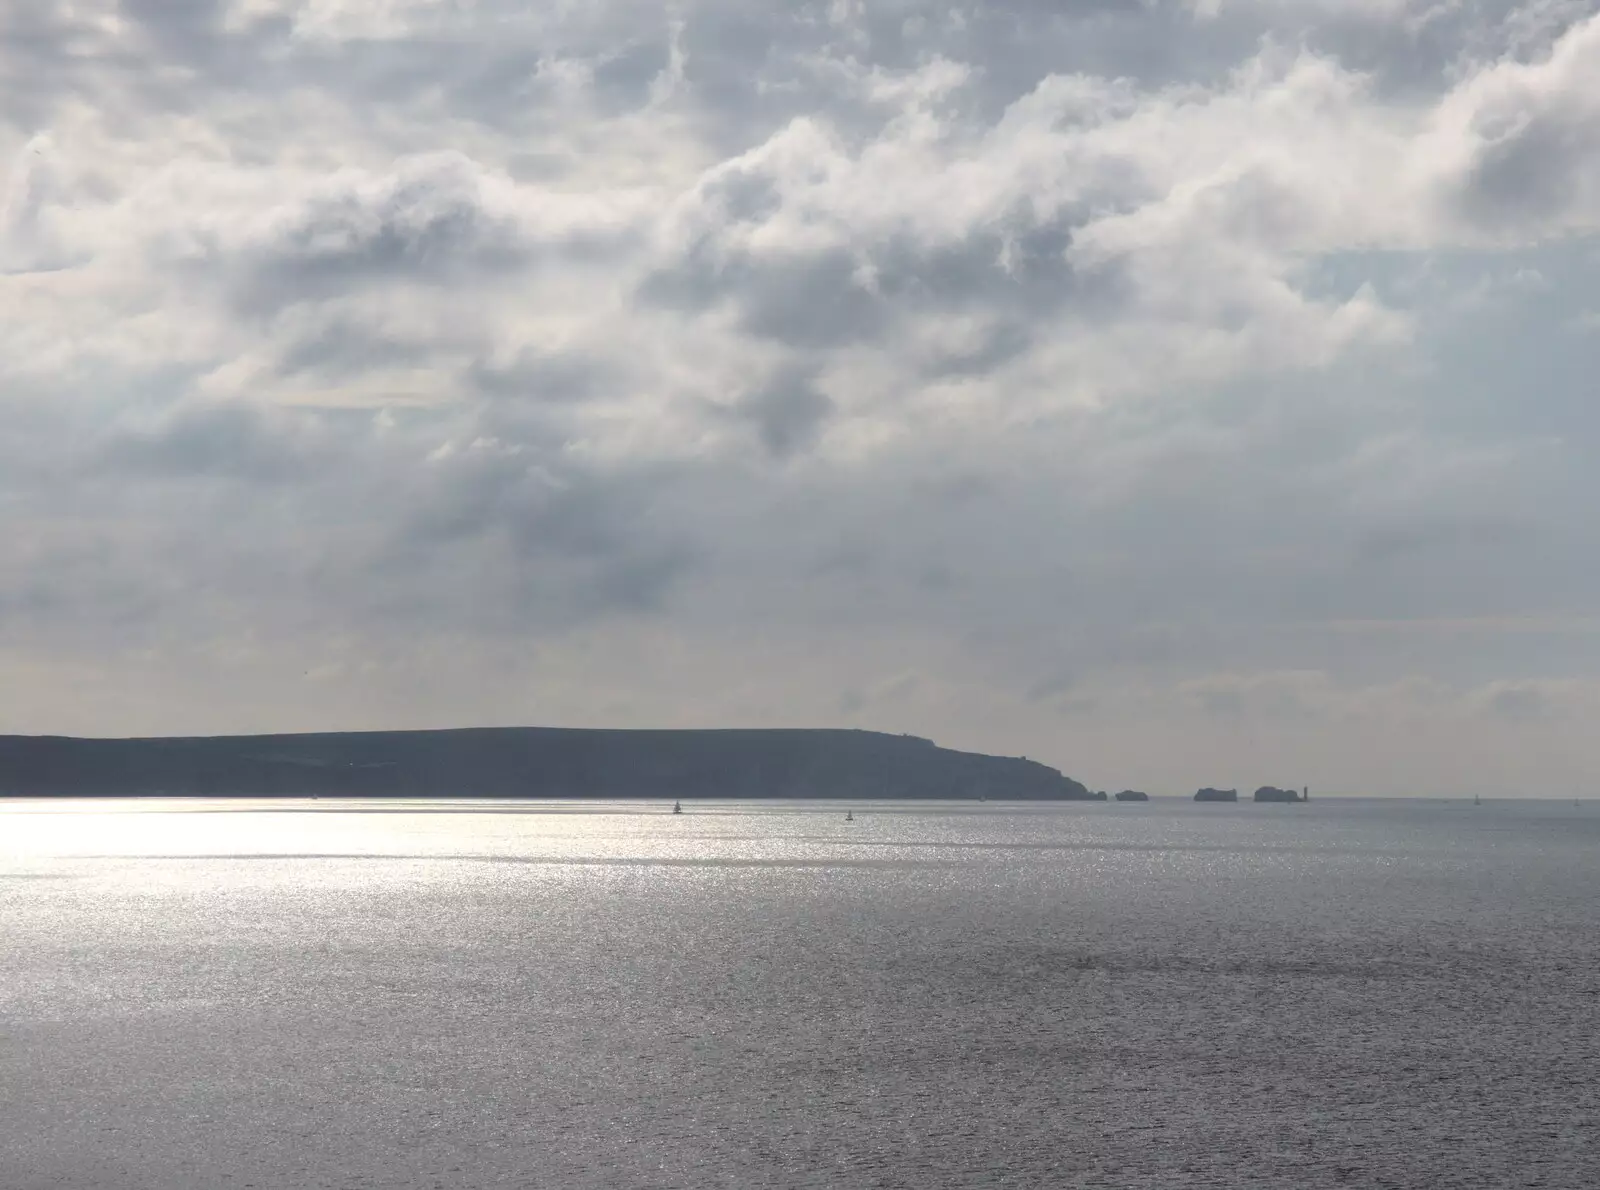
<box><xmin>4</xmin><ymin>799</ymin><xmax>1598</xmax><ymax>1188</ymax></box>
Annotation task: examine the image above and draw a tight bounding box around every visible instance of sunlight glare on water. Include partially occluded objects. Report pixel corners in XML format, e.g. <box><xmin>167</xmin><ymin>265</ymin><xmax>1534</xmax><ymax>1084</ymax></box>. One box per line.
<box><xmin>3</xmin><ymin>797</ymin><xmax>1598</xmax><ymax>1188</ymax></box>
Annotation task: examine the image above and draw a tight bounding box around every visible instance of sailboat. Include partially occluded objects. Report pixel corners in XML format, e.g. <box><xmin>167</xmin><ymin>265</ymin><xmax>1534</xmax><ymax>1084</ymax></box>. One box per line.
<box><xmin>845</xmin><ymin>810</ymin><xmax>854</xmax><ymax>822</ymax></box>
<box><xmin>673</xmin><ymin>800</ymin><xmax>682</xmax><ymax>814</ymax></box>
<box><xmin>1473</xmin><ymin>794</ymin><xmax>1481</xmax><ymax>806</ymax></box>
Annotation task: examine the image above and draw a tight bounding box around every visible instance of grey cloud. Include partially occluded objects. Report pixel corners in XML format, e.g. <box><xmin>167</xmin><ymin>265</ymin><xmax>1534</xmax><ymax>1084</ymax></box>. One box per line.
<box><xmin>121</xmin><ymin>0</ymin><xmax>225</xmax><ymax>53</ymax></box>
<box><xmin>694</xmin><ymin>166</ymin><xmax>785</xmax><ymax>226</ymax></box>
<box><xmin>0</xmin><ymin>540</ymin><xmax>167</xmax><ymax>643</ymax></box>
<box><xmin>918</xmin><ymin>320</ymin><xmax>1034</xmax><ymax>380</ymax></box>
<box><xmin>643</xmin><ymin>190</ymin><xmax>1127</xmax><ymax>374</ymax></box>
<box><xmin>1351</xmin><ymin>516</ymin><xmax>1526</xmax><ymax>566</ymax></box>
<box><xmin>1089</xmin><ymin>623</ymin><xmax>1194</xmax><ymax>669</ymax></box>
<box><xmin>912</xmin><ymin>473</ymin><xmax>996</xmax><ymax>506</ymax></box>
<box><xmin>579</xmin><ymin>544</ymin><xmax>699</xmax><ymax>614</ymax></box>
<box><xmin>1440</xmin><ymin>16</ymin><xmax>1600</xmax><ymax>239</ymax></box>
<box><xmin>98</xmin><ymin>402</ymin><xmax>325</xmax><ymax>482</ymax></box>
<box><xmin>217</xmin><ymin>156</ymin><xmax>531</xmax><ymax>314</ymax></box>
<box><xmin>670</xmin><ymin>7</ymin><xmax>869</xmax><ymax>151</ymax></box>
<box><xmin>673</xmin><ymin>0</ymin><xmax>1253</xmax><ymax>149</ymax></box>
<box><xmin>643</xmin><ymin>243</ymin><xmax>887</xmax><ymax>348</ymax></box>
<box><xmin>403</xmin><ymin>445</ymin><xmax>588</xmax><ymax>549</ymax></box>
<box><xmin>1179</xmin><ymin>672</ymin><xmax>1327</xmax><ymax>722</ymax></box>
<box><xmin>258</xmin><ymin>300</ymin><xmax>615</xmax><ymax>405</ymax></box>
<box><xmin>1481</xmin><ymin>681</ymin><xmax>1553</xmax><ymax>720</ymax></box>
<box><xmin>810</xmin><ymin>537</ymin><xmax>879</xmax><ymax>578</ymax></box>
<box><xmin>1191</xmin><ymin>685</ymin><xmax>1244</xmax><ymax>718</ymax></box>
<box><xmin>0</xmin><ymin>0</ymin><xmax>1541</xmax><ymax>165</ymax></box>
<box><xmin>1459</xmin><ymin>111</ymin><xmax>1600</xmax><ymax>229</ymax></box>
<box><xmin>387</xmin><ymin>437</ymin><xmax>700</xmax><ymax>621</ymax></box>
<box><xmin>0</xmin><ymin>139</ymin><xmax>82</xmax><ymax>275</ymax></box>
<box><xmin>870</xmin><ymin>218</ymin><xmax>1118</xmax><ymax>316</ymax></box>
<box><xmin>0</xmin><ymin>6</ymin><xmax>196</xmax><ymax>133</ymax></box>
<box><xmin>1025</xmin><ymin>670</ymin><xmax>1078</xmax><ymax>704</ymax></box>
<box><xmin>590</xmin><ymin>37</ymin><xmax>674</xmax><ymax>111</ymax></box>
<box><xmin>733</xmin><ymin>367</ymin><xmax>835</xmax><ymax>458</ymax></box>
<box><xmin>469</xmin><ymin>347</ymin><xmax>613</xmax><ymax>405</ymax></box>
<box><xmin>954</xmin><ymin>5</ymin><xmax>1245</xmax><ymax>115</ymax></box>
<box><xmin>272</xmin><ymin>315</ymin><xmax>441</xmax><ymax>380</ymax></box>
<box><xmin>640</xmin><ymin>238</ymin><xmax>1086</xmax><ymax>390</ymax></box>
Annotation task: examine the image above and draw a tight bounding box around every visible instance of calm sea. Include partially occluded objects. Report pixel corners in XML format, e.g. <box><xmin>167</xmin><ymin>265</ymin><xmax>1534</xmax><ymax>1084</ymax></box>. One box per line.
<box><xmin>2</xmin><ymin>797</ymin><xmax>1597</xmax><ymax>1188</ymax></box>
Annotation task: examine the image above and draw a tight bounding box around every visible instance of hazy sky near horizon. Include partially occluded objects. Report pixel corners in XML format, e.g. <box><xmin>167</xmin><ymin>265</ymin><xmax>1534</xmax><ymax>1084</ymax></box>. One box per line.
<box><xmin>6</xmin><ymin>1</ymin><xmax>1600</xmax><ymax>795</ymax></box>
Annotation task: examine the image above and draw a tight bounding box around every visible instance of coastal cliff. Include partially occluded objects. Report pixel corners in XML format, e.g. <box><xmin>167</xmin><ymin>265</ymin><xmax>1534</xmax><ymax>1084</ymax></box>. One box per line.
<box><xmin>0</xmin><ymin>727</ymin><xmax>1095</xmax><ymax>801</ymax></box>
<box><xmin>1194</xmin><ymin>787</ymin><xmax>1238</xmax><ymax>802</ymax></box>
<box><xmin>1253</xmin><ymin>785</ymin><xmax>1305</xmax><ymax>803</ymax></box>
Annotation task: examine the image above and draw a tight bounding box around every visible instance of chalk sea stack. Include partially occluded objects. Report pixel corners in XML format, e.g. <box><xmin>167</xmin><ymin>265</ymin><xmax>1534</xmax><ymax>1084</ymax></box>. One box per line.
<box><xmin>1194</xmin><ymin>787</ymin><xmax>1238</xmax><ymax>802</ymax></box>
<box><xmin>1115</xmin><ymin>790</ymin><xmax>1150</xmax><ymax>802</ymax></box>
<box><xmin>1253</xmin><ymin>785</ymin><xmax>1304</xmax><ymax>803</ymax></box>
<box><xmin>0</xmin><ymin>728</ymin><xmax>1097</xmax><ymax>801</ymax></box>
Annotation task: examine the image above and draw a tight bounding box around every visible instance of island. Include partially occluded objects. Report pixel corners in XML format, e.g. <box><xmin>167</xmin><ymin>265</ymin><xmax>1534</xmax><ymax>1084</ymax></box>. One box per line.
<box><xmin>1194</xmin><ymin>787</ymin><xmax>1238</xmax><ymax>802</ymax></box>
<box><xmin>1115</xmin><ymin>790</ymin><xmax>1150</xmax><ymax>802</ymax></box>
<box><xmin>0</xmin><ymin>727</ymin><xmax>1097</xmax><ymax>801</ymax></box>
<box><xmin>1253</xmin><ymin>785</ymin><xmax>1305</xmax><ymax>803</ymax></box>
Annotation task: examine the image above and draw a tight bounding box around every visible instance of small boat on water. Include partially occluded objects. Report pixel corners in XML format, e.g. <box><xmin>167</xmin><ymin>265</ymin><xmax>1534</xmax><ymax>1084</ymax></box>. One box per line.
<box><xmin>1474</xmin><ymin>794</ymin><xmax>1481</xmax><ymax>806</ymax></box>
<box><xmin>845</xmin><ymin>810</ymin><xmax>854</xmax><ymax>822</ymax></box>
<box><xmin>673</xmin><ymin>800</ymin><xmax>682</xmax><ymax>814</ymax></box>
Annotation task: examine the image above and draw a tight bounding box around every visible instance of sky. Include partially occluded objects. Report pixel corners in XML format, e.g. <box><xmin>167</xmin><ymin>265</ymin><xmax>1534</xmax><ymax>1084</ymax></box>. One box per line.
<box><xmin>6</xmin><ymin>1</ymin><xmax>1600</xmax><ymax>795</ymax></box>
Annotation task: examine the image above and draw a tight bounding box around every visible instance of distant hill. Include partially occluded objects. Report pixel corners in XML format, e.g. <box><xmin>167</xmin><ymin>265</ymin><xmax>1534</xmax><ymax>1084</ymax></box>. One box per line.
<box><xmin>0</xmin><ymin>727</ymin><xmax>1095</xmax><ymax>800</ymax></box>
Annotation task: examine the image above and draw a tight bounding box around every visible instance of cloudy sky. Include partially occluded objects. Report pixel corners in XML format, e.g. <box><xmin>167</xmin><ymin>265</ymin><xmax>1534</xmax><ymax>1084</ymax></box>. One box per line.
<box><xmin>7</xmin><ymin>1</ymin><xmax>1600</xmax><ymax>794</ymax></box>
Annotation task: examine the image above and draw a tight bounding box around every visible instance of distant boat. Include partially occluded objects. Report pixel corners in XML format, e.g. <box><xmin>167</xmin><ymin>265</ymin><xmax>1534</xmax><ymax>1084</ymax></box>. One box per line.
<box><xmin>673</xmin><ymin>800</ymin><xmax>682</xmax><ymax>814</ymax></box>
<box><xmin>845</xmin><ymin>810</ymin><xmax>854</xmax><ymax>822</ymax></box>
<box><xmin>1473</xmin><ymin>794</ymin><xmax>1481</xmax><ymax>806</ymax></box>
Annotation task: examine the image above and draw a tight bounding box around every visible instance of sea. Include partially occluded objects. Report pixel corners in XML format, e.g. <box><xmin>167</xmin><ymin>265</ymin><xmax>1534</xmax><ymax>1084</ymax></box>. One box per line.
<box><xmin>2</xmin><ymin>796</ymin><xmax>1597</xmax><ymax>1188</ymax></box>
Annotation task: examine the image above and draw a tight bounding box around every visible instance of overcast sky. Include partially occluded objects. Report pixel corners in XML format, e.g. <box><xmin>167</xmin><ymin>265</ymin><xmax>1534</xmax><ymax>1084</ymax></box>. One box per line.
<box><xmin>7</xmin><ymin>1</ymin><xmax>1600</xmax><ymax>794</ymax></box>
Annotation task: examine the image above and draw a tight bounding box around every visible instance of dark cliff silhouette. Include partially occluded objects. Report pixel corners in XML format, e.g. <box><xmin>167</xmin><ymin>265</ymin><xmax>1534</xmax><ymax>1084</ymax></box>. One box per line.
<box><xmin>1115</xmin><ymin>790</ymin><xmax>1150</xmax><ymax>802</ymax></box>
<box><xmin>1252</xmin><ymin>785</ymin><xmax>1305</xmax><ymax>803</ymax></box>
<box><xmin>1194</xmin><ymin>787</ymin><xmax>1238</xmax><ymax>802</ymax></box>
<box><xmin>0</xmin><ymin>728</ymin><xmax>1095</xmax><ymax>800</ymax></box>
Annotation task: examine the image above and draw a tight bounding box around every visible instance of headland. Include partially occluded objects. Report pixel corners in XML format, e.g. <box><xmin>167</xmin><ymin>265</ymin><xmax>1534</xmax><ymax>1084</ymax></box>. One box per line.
<box><xmin>0</xmin><ymin>727</ymin><xmax>1095</xmax><ymax>801</ymax></box>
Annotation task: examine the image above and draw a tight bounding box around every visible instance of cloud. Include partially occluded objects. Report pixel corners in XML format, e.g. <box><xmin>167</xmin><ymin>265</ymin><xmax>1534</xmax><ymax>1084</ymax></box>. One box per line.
<box><xmin>5</xmin><ymin>0</ymin><xmax>1600</xmax><ymax>792</ymax></box>
<box><xmin>1480</xmin><ymin>680</ymin><xmax>1553</xmax><ymax>719</ymax></box>
<box><xmin>1446</xmin><ymin>15</ymin><xmax>1600</xmax><ymax>235</ymax></box>
<box><xmin>98</xmin><ymin>400</ymin><xmax>327</xmax><ymax>481</ymax></box>
<box><xmin>220</xmin><ymin>155</ymin><xmax>533</xmax><ymax>307</ymax></box>
<box><xmin>377</xmin><ymin>432</ymin><xmax>702</xmax><ymax>624</ymax></box>
<box><xmin>162</xmin><ymin>152</ymin><xmax>654</xmax><ymax>319</ymax></box>
<box><xmin>0</xmin><ymin>134</ymin><xmax>81</xmax><ymax>275</ymax></box>
<box><xmin>729</xmin><ymin>365</ymin><xmax>836</xmax><ymax>457</ymax></box>
<box><xmin>1176</xmin><ymin>670</ymin><xmax>1333</xmax><ymax>720</ymax></box>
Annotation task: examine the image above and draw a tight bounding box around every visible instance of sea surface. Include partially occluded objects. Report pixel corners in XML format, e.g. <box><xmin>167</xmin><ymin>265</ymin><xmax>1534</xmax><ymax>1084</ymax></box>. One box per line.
<box><xmin>2</xmin><ymin>796</ymin><xmax>1597</xmax><ymax>1188</ymax></box>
